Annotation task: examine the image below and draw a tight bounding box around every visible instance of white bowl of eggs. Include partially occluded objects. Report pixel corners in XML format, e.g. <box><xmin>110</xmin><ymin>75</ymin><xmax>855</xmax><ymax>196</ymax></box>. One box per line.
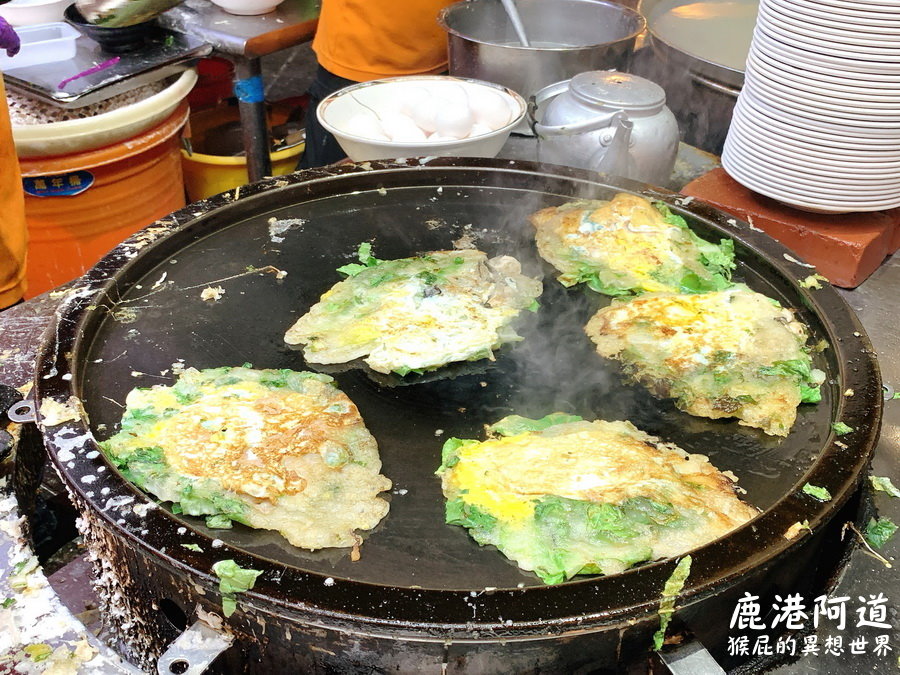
<box><xmin>317</xmin><ymin>75</ymin><xmax>527</xmax><ymax>162</ymax></box>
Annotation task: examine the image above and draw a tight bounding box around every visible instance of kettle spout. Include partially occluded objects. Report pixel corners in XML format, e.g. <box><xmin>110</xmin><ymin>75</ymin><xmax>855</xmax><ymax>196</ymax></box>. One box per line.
<box><xmin>591</xmin><ymin>112</ymin><xmax>636</xmax><ymax>178</ymax></box>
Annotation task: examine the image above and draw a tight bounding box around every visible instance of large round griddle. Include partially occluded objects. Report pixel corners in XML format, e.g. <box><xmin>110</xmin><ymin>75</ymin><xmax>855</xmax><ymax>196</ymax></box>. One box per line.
<box><xmin>36</xmin><ymin>159</ymin><xmax>881</xmax><ymax>634</ymax></box>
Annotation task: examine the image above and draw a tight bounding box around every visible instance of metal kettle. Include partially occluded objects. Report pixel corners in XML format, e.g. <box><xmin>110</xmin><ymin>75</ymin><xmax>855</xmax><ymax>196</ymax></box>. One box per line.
<box><xmin>531</xmin><ymin>71</ymin><xmax>679</xmax><ymax>185</ymax></box>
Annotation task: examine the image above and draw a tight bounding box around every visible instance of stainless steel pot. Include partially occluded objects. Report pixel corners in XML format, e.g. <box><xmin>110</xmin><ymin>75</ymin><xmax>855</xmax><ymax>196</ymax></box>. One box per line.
<box><xmin>633</xmin><ymin>0</ymin><xmax>757</xmax><ymax>154</ymax></box>
<box><xmin>439</xmin><ymin>0</ymin><xmax>646</xmax><ymax>109</ymax></box>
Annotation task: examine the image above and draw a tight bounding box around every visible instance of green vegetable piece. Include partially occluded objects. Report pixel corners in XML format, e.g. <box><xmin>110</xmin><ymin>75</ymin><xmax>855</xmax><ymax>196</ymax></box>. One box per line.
<box><xmin>893</xmin><ymin>392</ymin><xmax>900</xmax><ymax>400</ymax></box>
<box><xmin>2</xmin><ymin>597</ymin><xmax>15</xmax><ymax>608</ymax></box>
<box><xmin>526</xmin><ymin>298</ymin><xmax>540</xmax><ymax>313</ymax></box>
<box><xmin>869</xmin><ymin>476</ymin><xmax>900</xmax><ymax>499</ymax></box>
<box><xmin>864</xmin><ymin>517</ymin><xmax>898</xmax><ymax>550</ymax></box>
<box><xmin>436</xmin><ymin>437</ymin><xmax>480</xmax><ymax>473</ymax></box>
<box><xmin>800</xmin><ymin>383</ymin><xmax>822</xmax><ymax>404</ymax></box>
<box><xmin>802</xmin><ymin>483</ymin><xmax>832</xmax><ymax>502</ymax></box>
<box><xmin>181</xmin><ymin>544</ymin><xmax>203</xmax><ymax>552</ymax></box>
<box><xmin>336</xmin><ymin>242</ymin><xmax>381</xmax><ymax>276</ymax></box>
<box><xmin>392</xmin><ymin>365</ymin><xmax>427</xmax><ymax>377</ymax></box>
<box><xmin>205</xmin><ymin>515</ymin><xmax>233</xmax><ymax>529</ymax></box>
<box><xmin>488</xmin><ymin>413</ymin><xmax>584</xmax><ymax>437</ymax></box>
<box><xmin>652</xmin><ymin>555</ymin><xmax>692</xmax><ymax>651</ymax></box>
<box><xmin>445</xmin><ymin>499</ymin><xmax>498</xmax><ymax>538</ymax></box>
<box><xmin>212</xmin><ymin>559</ymin><xmax>263</xmax><ymax>617</ymax></box>
<box><xmin>758</xmin><ymin>358</ymin><xmax>823</xmax><ymax>404</ymax></box>
<box><xmin>832</xmin><ymin>422</ymin><xmax>854</xmax><ymax>436</ymax></box>
<box><xmin>24</xmin><ymin>644</ymin><xmax>53</xmax><ymax>662</ymax></box>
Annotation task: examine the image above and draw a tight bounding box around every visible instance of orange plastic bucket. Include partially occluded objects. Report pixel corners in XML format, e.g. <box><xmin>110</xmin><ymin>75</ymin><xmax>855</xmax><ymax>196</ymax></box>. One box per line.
<box><xmin>18</xmin><ymin>103</ymin><xmax>189</xmax><ymax>298</ymax></box>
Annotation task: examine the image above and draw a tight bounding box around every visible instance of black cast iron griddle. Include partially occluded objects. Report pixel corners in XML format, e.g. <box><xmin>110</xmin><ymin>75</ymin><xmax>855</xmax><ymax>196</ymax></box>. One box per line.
<box><xmin>35</xmin><ymin>159</ymin><xmax>881</xmax><ymax>631</ymax></box>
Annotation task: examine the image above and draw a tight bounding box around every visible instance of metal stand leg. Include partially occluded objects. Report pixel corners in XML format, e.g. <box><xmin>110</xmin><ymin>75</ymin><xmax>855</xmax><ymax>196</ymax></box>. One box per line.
<box><xmin>233</xmin><ymin>57</ymin><xmax>272</xmax><ymax>182</ymax></box>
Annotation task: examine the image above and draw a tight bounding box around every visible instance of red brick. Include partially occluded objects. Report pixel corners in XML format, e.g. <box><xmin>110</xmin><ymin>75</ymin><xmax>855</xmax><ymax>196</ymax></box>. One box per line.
<box><xmin>682</xmin><ymin>168</ymin><xmax>900</xmax><ymax>288</ymax></box>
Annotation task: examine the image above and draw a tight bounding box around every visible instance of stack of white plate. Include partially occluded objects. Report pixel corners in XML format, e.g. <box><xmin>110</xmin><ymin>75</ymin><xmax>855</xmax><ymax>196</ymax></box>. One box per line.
<box><xmin>722</xmin><ymin>0</ymin><xmax>900</xmax><ymax>213</ymax></box>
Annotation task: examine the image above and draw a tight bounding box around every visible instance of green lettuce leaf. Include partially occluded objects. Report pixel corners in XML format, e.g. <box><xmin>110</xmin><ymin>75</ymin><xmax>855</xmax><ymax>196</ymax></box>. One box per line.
<box><xmin>758</xmin><ymin>358</ymin><xmax>823</xmax><ymax>403</ymax></box>
<box><xmin>436</xmin><ymin>438</ymin><xmax>480</xmax><ymax>472</ymax></box>
<box><xmin>870</xmin><ymin>476</ymin><xmax>900</xmax><ymax>499</ymax></box>
<box><xmin>336</xmin><ymin>242</ymin><xmax>381</xmax><ymax>276</ymax></box>
<box><xmin>488</xmin><ymin>413</ymin><xmax>584</xmax><ymax>437</ymax></box>
<box><xmin>864</xmin><ymin>518</ymin><xmax>898</xmax><ymax>550</ymax></box>
<box><xmin>652</xmin><ymin>555</ymin><xmax>692</xmax><ymax>651</ymax></box>
<box><xmin>212</xmin><ymin>559</ymin><xmax>263</xmax><ymax>617</ymax></box>
<box><xmin>832</xmin><ymin>422</ymin><xmax>854</xmax><ymax>436</ymax></box>
<box><xmin>802</xmin><ymin>483</ymin><xmax>832</xmax><ymax>502</ymax></box>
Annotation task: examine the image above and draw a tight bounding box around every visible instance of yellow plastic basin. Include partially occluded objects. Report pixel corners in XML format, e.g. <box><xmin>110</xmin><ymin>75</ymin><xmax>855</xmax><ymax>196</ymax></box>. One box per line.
<box><xmin>181</xmin><ymin>104</ymin><xmax>304</xmax><ymax>202</ymax></box>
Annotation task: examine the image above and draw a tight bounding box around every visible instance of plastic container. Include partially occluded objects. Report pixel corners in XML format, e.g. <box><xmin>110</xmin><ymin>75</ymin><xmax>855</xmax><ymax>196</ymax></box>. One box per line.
<box><xmin>0</xmin><ymin>22</ymin><xmax>78</xmax><ymax>69</ymax></box>
<box><xmin>11</xmin><ymin>68</ymin><xmax>197</xmax><ymax>158</ymax></box>
<box><xmin>0</xmin><ymin>0</ymin><xmax>69</xmax><ymax>26</ymax></box>
<box><xmin>181</xmin><ymin>104</ymin><xmax>304</xmax><ymax>201</ymax></box>
<box><xmin>18</xmin><ymin>104</ymin><xmax>189</xmax><ymax>297</ymax></box>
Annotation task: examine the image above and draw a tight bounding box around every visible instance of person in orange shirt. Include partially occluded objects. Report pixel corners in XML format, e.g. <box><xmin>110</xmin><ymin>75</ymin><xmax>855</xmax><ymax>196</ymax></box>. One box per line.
<box><xmin>299</xmin><ymin>0</ymin><xmax>456</xmax><ymax>168</ymax></box>
<box><xmin>0</xmin><ymin>19</ymin><xmax>28</xmax><ymax>309</ymax></box>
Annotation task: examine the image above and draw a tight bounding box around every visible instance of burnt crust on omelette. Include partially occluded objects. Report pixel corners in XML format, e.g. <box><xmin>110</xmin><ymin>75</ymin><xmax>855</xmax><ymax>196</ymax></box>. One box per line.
<box><xmin>585</xmin><ymin>285</ymin><xmax>825</xmax><ymax>436</ymax></box>
<box><xmin>437</xmin><ymin>414</ymin><xmax>758</xmax><ymax>584</ymax></box>
<box><xmin>284</xmin><ymin>244</ymin><xmax>543</xmax><ymax>375</ymax></box>
<box><xmin>100</xmin><ymin>366</ymin><xmax>391</xmax><ymax>550</ymax></box>
<box><xmin>530</xmin><ymin>193</ymin><xmax>735</xmax><ymax>296</ymax></box>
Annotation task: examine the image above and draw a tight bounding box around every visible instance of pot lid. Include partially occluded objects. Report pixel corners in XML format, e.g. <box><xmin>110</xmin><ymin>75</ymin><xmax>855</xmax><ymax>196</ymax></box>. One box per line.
<box><xmin>569</xmin><ymin>71</ymin><xmax>666</xmax><ymax>112</ymax></box>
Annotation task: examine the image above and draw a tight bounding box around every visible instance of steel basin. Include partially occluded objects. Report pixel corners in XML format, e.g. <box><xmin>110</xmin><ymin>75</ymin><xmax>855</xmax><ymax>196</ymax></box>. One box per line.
<box><xmin>439</xmin><ymin>0</ymin><xmax>646</xmax><ymax>104</ymax></box>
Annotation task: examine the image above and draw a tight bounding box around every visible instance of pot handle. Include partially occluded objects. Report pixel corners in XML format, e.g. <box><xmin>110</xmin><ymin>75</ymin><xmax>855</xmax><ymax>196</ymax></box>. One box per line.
<box><xmin>657</xmin><ymin>639</ymin><xmax>726</xmax><ymax>675</ymax></box>
<box><xmin>157</xmin><ymin>620</ymin><xmax>234</xmax><ymax>675</ymax></box>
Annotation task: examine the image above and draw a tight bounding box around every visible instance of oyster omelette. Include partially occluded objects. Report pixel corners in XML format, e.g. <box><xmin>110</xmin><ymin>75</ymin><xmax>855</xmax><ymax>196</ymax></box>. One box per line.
<box><xmin>285</xmin><ymin>244</ymin><xmax>543</xmax><ymax>375</ymax></box>
<box><xmin>530</xmin><ymin>192</ymin><xmax>735</xmax><ymax>296</ymax></box>
<box><xmin>438</xmin><ymin>414</ymin><xmax>758</xmax><ymax>584</ymax></box>
<box><xmin>100</xmin><ymin>366</ymin><xmax>391</xmax><ymax>550</ymax></box>
<box><xmin>585</xmin><ymin>285</ymin><xmax>825</xmax><ymax>436</ymax></box>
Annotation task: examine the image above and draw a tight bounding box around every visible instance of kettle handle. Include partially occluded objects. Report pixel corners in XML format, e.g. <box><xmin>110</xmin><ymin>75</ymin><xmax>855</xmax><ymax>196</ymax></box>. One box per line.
<box><xmin>531</xmin><ymin>81</ymin><xmax>625</xmax><ymax>137</ymax></box>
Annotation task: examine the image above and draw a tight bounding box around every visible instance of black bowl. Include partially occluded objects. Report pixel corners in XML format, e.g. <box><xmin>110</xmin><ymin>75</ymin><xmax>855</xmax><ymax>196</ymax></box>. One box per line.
<box><xmin>64</xmin><ymin>4</ymin><xmax>159</xmax><ymax>53</ymax></box>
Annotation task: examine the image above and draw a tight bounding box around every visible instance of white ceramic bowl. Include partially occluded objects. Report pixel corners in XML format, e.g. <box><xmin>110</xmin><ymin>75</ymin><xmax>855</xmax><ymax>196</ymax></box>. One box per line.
<box><xmin>722</xmin><ymin>154</ymin><xmax>900</xmax><ymax>213</ymax></box>
<box><xmin>770</xmin><ymin>0</ymin><xmax>900</xmax><ymax>27</ymax></box>
<box><xmin>753</xmin><ymin>29</ymin><xmax>900</xmax><ymax>75</ymax></box>
<box><xmin>317</xmin><ymin>75</ymin><xmax>527</xmax><ymax>162</ymax></box>
<box><xmin>750</xmin><ymin>48</ymin><xmax>900</xmax><ymax>92</ymax></box>
<box><xmin>765</xmin><ymin>2</ymin><xmax>900</xmax><ymax>39</ymax></box>
<box><xmin>746</xmin><ymin>53</ymin><xmax>900</xmax><ymax>102</ymax></box>
<box><xmin>0</xmin><ymin>0</ymin><xmax>69</xmax><ymax>25</ymax></box>
<box><xmin>730</xmin><ymin>114</ymin><xmax>900</xmax><ymax>164</ymax></box>
<box><xmin>208</xmin><ymin>0</ymin><xmax>285</xmax><ymax>15</ymax></box>
<box><xmin>723</xmin><ymin>137</ymin><xmax>900</xmax><ymax>191</ymax></box>
<box><xmin>756</xmin><ymin>14</ymin><xmax>900</xmax><ymax>58</ymax></box>
<box><xmin>743</xmin><ymin>78</ymin><xmax>900</xmax><ymax>124</ymax></box>
<box><xmin>740</xmin><ymin>90</ymin><xmax>900</xmax><ymax>142</ymax></box>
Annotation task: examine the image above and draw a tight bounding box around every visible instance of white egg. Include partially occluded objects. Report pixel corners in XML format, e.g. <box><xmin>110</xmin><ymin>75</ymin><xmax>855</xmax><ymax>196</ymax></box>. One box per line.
<box><xmin>436</xmin><ymin>82</ymin><xmax>469</xmax><ymax>104</ymax></box>
<box><xmin>379</xmin><ymin>113</ymin><xmax>428</xmax><ymax>142</ymax></box>
<box><xmin>433</xmin><ymin>99</ymin><xmax>474</xmax><ymax>139</ymax></box>
<box><xmin>410</xmin><ymin>96</ymin><xmax>440</xmax><ymax>134</ymax></box>
<box><xmin>467</xmin><ymin>87</ymin><xmax>513</xmax><ymax>130</ymax></box>
<box><xmin>342</xmin><ymin>113</ymin><xmax>389</xmax><ymax>140</ymax></box>
<box><xmin>468</xmin><ymin>122</ymin><xmax>494</xmax><ymax>138</ymax></box>
<box><xmin>399</xmin><ymin>86</ymin><xmax>432</xmax><ymax>117</ymax></box>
